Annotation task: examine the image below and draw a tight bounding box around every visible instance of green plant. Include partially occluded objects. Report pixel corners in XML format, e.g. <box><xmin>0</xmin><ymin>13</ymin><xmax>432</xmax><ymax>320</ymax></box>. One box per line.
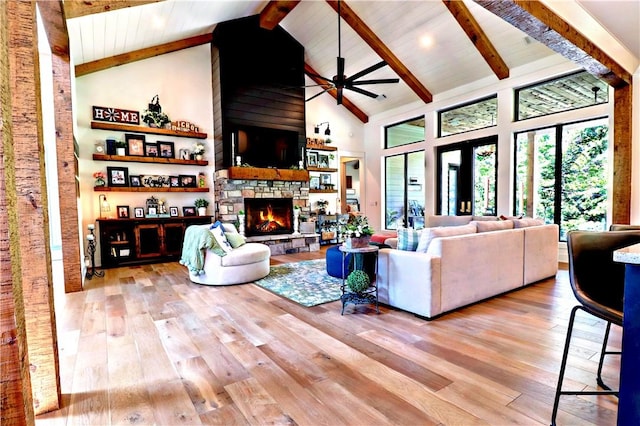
<box><xmin>115</xmin><ymin>140</ymin><xmax>126</xmax><ymax>148</ymax></box>
<box><xmin>194</xmin><ymin>198</ymin><xmax>209</xmax><ymax>208</ymax></box>
<box><xmin>238</xmin><ymin>210</ymin><xmax>244</xmax><ymax>215</ymax></box>
<box><xmin>346</xmin><ymin>270</ymin><xmax>370</xmax><ymax>293</ymax></box>
<box><xmin>339</xmin><ymin>213</ymin><xmax>374</xmax><ymax>238</ymax></box>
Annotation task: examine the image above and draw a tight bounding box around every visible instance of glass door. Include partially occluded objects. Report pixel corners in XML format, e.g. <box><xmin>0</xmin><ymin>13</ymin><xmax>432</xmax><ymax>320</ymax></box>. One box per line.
<box><xmin>385</xmin><ymin>151</ymin><xmax>425</xmax><ymax>229</ymax></box>
<box><xmin>437</xmin><ymin>136</ymin><xmax>497</xmax><ymax>216</ymax></box>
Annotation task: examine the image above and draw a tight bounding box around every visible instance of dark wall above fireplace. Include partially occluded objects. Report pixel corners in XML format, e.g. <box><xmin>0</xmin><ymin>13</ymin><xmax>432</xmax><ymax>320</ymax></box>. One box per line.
<box><xmin>211</xmin><ymin>15</ymin><xmax>306</xmax><ymax>170</ymax></box>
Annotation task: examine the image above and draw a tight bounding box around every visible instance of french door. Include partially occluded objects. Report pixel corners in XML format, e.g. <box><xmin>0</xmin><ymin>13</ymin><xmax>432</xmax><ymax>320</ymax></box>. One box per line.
<box><xmin>437</xmin><ymin>136</ymin><xmax>497</xmax><ymax>216</ymax></box>
<box><xmin>384</xmin><ymin>151</ymin><xmax>425</xmax><ymax>229</ymax></box>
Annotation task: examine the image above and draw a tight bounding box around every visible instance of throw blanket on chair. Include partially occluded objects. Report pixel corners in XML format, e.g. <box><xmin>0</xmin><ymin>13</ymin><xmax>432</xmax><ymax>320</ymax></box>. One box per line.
<box><xmin>179</xmin><ymin>225</ymin><xmax>225</xmax><ymax>275</ymax></box>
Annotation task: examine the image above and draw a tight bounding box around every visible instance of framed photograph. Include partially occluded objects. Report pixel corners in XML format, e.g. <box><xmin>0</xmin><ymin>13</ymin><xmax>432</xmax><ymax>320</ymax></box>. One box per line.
<box><xmin>147</xmin><ymin>207</ymin><xmax>157</xmax><ymax>216</ymax></box>
<box><xmin>179</xmin><ymin>149</ymin><xmax>190</xmax><ymax>160</ymax></box>
<box><xmin>309</xmin><ymin>176</ymin><xmax>320</xmax><ymax>190</ymax></box>
<box><xmin>117</xmin><ymin>205</ymin><xmax>129</xmax><ymax>219</ymax></box>
<box><xmin>107</xmin><ymin>166</ymin><xmax>129</xmax><ymax>187</ymax></box>
<box><xmin>134</xmin><ymin>207</ymin><xmax>144</xmax><ymax>218</ymax></box>
<box><xmin>125</xmin><ymin>133</ymin><xmax>145</xmax><ymax>156</ymax></box>
<box><xmin>94</xmin><ymin>141</ymin><xmax>105</xmax><ymax>154</ymax></box>
<box><xmin>169</xmin><ymin>176</ymin><xmax>180</xmax><ymax>187</ymax></box>
<box><xmin>346</xmin><ymin>188</ymin><xmax>356</xmax><ymax>195</ymax></box>
<box><xmin>179</xmin><ymin>174</ymin><xmax>197</xmax><ymax>188</ymax></box>
<box><xmin>144</xmin><ymin>142</ymin><xmax>158</xmax><ymax>157</ymax></box>
<box><xmin>169</xmin><ymin>206</ymin><xmax>179</xmax><ymax>217</ymax></box>
<box><xmin>320</xmin><ymin>173</ymin><xmax>331</xmax><ymax>185</ymax></box>
<box><xmin>318</xmin><ymin>154</ymin><xmax>330</xmax><ymax>168</ymax></box>
<box><xmin>183</xmin><ymin>206</ymin><xmax>196</xmax><ymax>217</ymax></box>
<box><xmin>158</xmin><ymin>141</ymin><xmax>175</xmax><ymax>158</ymax></box>
<box><xmin>129</xmin><ymin>175</ymin><xmax>141</xmax><ymax>187</ymax></box>
<box><xmin>307</xmin><ymin>152</ymin><xmax>318</xmax><ymax>167</ymax></box>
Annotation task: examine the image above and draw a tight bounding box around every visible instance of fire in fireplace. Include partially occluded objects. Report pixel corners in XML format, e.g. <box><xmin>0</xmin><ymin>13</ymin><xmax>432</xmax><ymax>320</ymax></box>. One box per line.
<box><xmin>244</xmin><ymin>198</ymin><xmax>293</xmax><ymax>236</ymax></box>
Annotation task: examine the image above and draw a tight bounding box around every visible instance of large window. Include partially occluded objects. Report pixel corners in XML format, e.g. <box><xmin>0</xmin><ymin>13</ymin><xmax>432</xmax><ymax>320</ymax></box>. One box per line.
<box><xmin>385</xmin><ymin>151</ymin><xmax>425</xmax><ymax>229</ymax></box>
<box><xmin>514</xmin><ymin>117</ymin><xmax>609</xmax><ymax>240</ymax></box>
<box><xmin>438</xmin><ymin>95</ymin><xmax>497</xmax><ymax>137</ymax></box>
<box><xmin>515</xmin><ymin>70</ymin><xmax>608</xmax><ymax>121</ymax></box>
<box><xmin>385</xmin><ymin>116</ymin><xmax>424</xmax><ymax>149</ymax></box>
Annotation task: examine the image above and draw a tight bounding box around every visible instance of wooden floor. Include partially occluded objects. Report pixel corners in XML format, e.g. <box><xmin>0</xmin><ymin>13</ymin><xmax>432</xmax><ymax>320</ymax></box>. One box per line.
<box><xmin>36</xmin><ymin>246</ymin><xmax>620</xmax><ymax>425</ymax></box>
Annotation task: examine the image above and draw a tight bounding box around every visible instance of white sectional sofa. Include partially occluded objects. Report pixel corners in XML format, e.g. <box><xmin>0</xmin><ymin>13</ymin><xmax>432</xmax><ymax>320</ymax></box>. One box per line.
<box><xmin>377</xmin><ymin>217</ymin><xmax>559</xmax><ymax>319</ymax></box>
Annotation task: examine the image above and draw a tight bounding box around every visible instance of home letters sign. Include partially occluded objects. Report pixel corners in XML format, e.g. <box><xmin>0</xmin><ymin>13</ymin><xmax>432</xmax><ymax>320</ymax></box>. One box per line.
<box><xmin>92</xmin><ymin>106</ymin><xmax>140</xmax><ymax>124</ymax></box>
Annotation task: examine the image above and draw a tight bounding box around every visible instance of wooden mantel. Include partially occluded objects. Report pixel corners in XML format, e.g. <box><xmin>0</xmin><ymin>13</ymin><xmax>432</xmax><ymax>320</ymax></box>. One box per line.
<box><xmin>227</xmin><ymin>167</ymin><xmax>309</xmax><ymax>182</ymax></box>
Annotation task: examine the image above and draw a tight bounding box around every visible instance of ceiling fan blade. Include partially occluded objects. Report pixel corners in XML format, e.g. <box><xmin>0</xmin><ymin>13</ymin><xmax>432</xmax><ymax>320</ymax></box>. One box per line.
<box><xmin>336</xmin><ymin>57</ymin><xmax>345</xmax><ymax>85</ymax></box>
<box><xmin>305</xmin><ymin>71</ymin><xmax>333</xmax><ymax>83</ymax></box>
<box><xmin>305</xmin><ymin>87</ymin><xmax>332</xmax><ymax>102</ymax></box>
<box><xmin>346</xmin><ymin>86</ymin><xmax>379</xmax><ymax>99</ymax></box>
<box><xmin>350</xmin><ymin>78</ymin><xmax>400</xmax><ymax>86</ymax></box>
<box><xmin>347</xmin><ymin>61</ymin><xmax>388</xmax><ymax>82</ymax></box>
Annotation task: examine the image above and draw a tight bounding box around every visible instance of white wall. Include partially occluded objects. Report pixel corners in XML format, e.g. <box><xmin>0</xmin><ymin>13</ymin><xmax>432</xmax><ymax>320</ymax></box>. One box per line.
<box><xmin>75</xmin><ymin>44</ymin><xmax>214</xmax><ymax>265</ymax></box>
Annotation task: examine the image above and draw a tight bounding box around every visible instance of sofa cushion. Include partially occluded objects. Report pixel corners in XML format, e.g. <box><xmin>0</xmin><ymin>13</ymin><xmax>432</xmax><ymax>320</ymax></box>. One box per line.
<box><xmin>225</xmin><ymin>232</ymin><xmax>246</xmax><ymax>248</ymax></box>
<box><xmin>513</xmin><ymin>218</ymin><xmax>545</xmax><ymax>228</ymax></box>
<box><xmin>472</xmin><ymin>220</ymin><xmax>514</xmax><ymax>233</ymax></box>
<box><xmin>210</xmin><ymin>221</ymin><xmax>233</xmax><ymax>253</ymax></box>
<box><xmin>472</xmin><ymin>215</ymin><xmax>499</xmax><ymax>221</ymax></box>
<box><xmin>426</xmin><ymin>215</ymin><xmax>473</xmax><ymax>227</ymax></box>
<box><xmin>397</xmin><ymin>227</ymin><xmax>420</xmax><ymax>251</ymax></box>
<box><xmin>221</xmin><ymin>243</ymin><xmax>270</xmax><ymax>267</ymax></box>
<box><xmin>417</xmin><ymin>223</ymin><xmax>477</xmax><ymax>252</ymax></box>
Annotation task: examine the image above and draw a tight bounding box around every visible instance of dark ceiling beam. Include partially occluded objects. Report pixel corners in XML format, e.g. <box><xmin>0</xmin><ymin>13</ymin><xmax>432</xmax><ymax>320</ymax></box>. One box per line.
<box><xmin>36</xmin><ymin>1</ymin><xmax>69</xmax><ymax>58</ymax></box>
<box><xmin>443</xmin><ymin>0</ymin><xmax>509</xmax><ymax>80</ymax></box>
<box><xmin>325</xmin><ymin>0</ymin><xmax>433</xmax><ymax>104</ymax></box>
<box><xmin>259</xmin><ymin>1</ymin><xmax>301</xmax><ymax>30</ymax></box>
<box><xmin>474</xmin><ymin>0</ymin><xmax>631</xmax><ymax>88</ymax></box>
<box><xmin>63</xmin><ymin>0</ymin><xmax>162</xmax><ymax>19</ymax></box>
<box><xmin>305</xmin><ymin>63</ymin><xmax>369</xmax><ymax>124</ymax></box>
<box><xmin>75</xmin><ymin>33</ymin><xmax>212</xmax><ymax>76</ymax></box>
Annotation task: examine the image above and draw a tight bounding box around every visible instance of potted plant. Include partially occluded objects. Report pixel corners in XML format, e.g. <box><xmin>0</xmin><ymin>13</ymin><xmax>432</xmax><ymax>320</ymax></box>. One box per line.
<box><xmin>115</xmin><ymin>140</ymin><xmax>126</xmax><ymax>156</ymax></box>
<box><xmin>194</xmin><ymin>198</ymin><xmax>209</xmax><ymax>216</ymax></box>
<box><xmin>339</xmin><ymin>214</ymin><xmax>374</xmax><ymax>248</ymax></box>
<box><xmin>192</xmin><ymin>143</ymin><xmax>205</xmax><ymax>161</ymax></box>
<box><xmin>346</xmin><ymin>269</ymin><xmax>370</xmax><ymax>293</ymax></box>
<box><xmin>93</xmin><ymin>171</ymin><xmax>106</xmax><ymax>187</ymax></box>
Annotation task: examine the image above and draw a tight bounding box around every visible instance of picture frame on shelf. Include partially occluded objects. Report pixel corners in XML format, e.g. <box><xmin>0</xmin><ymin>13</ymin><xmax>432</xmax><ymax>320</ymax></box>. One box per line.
<box><xmin>307</xmin><ymin>152</ymin><xmax>318</xmax><ymax>167</ymax></box>
<box><xmin>320</xmin><ymin>173</ymin><xmax>331</xmax><ymax>185</ymax></box>
<box><xmin>309</xmin><ymin>176</ymin><xmax>320</xmax><ymax>190</ymax></box>
<box><xmin>144</xmin><ymin>142</ymin><xmax>158</xmax><ymax>157</ymax></box>
<box><xmin>125</xmin><ymin>133</ymin><xmax>145</xmax><ymax>156</ymax></box>
<box><xmin>117</xmin><ymin>205</ymin><xmax>129</xmax><ymax>219</ymax></box>
<box><xmin>179</xmin><ymin>174</ymin><xmax>197</xmax><ymax>187</ymax></box>
<box><xmin>183</xmin><ymin>206</ymin><xmax>196</xmax><ymax>217</ymax></box>
<box><xmin>147</xmin><ymin>207</ymin><xmax>157</xmax><ymax>217</ymax></box>
<box><xmin>133</xmin><ymin>207</ymin><xmax>144</xmax><ymax>218</ymax></box>
<box><xmin>129</xmin><ymin>175</ymin><xmax>141</xmax><ymax>187</ymax></box>
<box><xmin>107</xmin><ymin>166</ymin><xmax>129</xmax><ymax>187</ymax></box>
<box><xmin>318</xmin><ymin>154</ymin><xmax>329</xmax><ymax>168</ymax></box>
<box><xmin>179</xmin><ymin>149</ymin><xmax>190</xmax><ymax>160</ymax></box>
<box><xmin>169</xmin><ymin>207</ymin><xmax>179</xmax><ymax>217</ymax></box>
<box><xmin>158</xmin><ymin>141</ymin><xmax>174</xmax><ymax>158</ymax></box>
<box><xmin>169</xmin><ymin>176</ymin><xmax>180</xmax><ymax>187</ymax></box>
<box><xmin>94</xmin><ymin>141</ymin><xmax>105</xmax><ymax>154</ymax></box>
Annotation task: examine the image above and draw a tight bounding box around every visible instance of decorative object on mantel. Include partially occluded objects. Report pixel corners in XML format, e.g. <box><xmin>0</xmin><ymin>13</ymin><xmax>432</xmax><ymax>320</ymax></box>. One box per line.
<box><xmin>92</xmin><ymin>105</ymin><xmax>140</xmax><ymax>124</ymax></box>
<box><xmin>146</xmin><ymin>196</ymin><xmax>159</xmax><ymax>218</ymax></box>
<box><xmin>141</xmin><ymin>95</ymin><xmax>170</xmax><ymax>129</ymax></box>
<box><xmin>192</xmin><ymin>142</ymin><xmax>205</xmax><ymax>161</ymax></box>
<box><xmin>93</xmin><ymin>171</ymin><xmax>106</xmax><ymax>187</ymax></box>
<box><xmin>171</xmin><ymin>120</ymin><xmax>199</xmax><ymax>133</ymax></box>
<box><xmin>340</xmin><ymin>213</ymin><xmax>374</xmax><ymax>249</ymax></box>
<box><xmin>194</xmin><ymin>198</ymin><xmax>209</xmax><ymax>216</ymax></box>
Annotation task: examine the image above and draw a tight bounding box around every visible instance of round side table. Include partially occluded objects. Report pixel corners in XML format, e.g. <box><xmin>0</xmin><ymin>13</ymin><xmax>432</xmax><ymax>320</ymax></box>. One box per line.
<box><xmin>339</xmin><ymin>245</ymin><xmax>380</xmax><ymax>315</ymax></box>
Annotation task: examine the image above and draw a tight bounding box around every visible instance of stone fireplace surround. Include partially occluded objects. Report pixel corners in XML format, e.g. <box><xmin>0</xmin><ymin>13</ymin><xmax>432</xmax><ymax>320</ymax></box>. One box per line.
<box><xmin>214</xmin><ymin>169</ymin><xmax>319</xmax><ymax>255</ymax></box>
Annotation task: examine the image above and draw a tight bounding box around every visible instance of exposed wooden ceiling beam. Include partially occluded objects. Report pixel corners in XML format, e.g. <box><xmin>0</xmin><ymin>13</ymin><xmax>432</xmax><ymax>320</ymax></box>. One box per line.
<box><xmin>443</xmin><ymin>0</ymin><xmax>509</xmax><ymax>80</ymax></box>
<box><xmin>474</xmin><ymin>0</ymin><xmax>631</xmax><ymax>88</ymax></box>
<box><xmin>36</xmin><ymin>1</ymin><xmax>69</xmax><ymax>58</ymax></box>
<box><xmin>325</xmin><ymin>0</ymin><xmax>432</xmax><ymax>104</ymax></box>
<box><xmin>75</xmin><ymin>33</ymin><xmax>212</xmax><ymax>77</ymax></box>
<box><xmin>259</xmin><ymin>1</ymin><xmax>301</xmax><ymax>30</ymax></box>
<box><xmin>305</xmin><ymin>63</ymin><xmax>369</xmax><ymax>124</ymax></box>
<box><xmin>63</xmin><ymin>0</ymin><xmax>162</xmax><ymax>19</ymax></box>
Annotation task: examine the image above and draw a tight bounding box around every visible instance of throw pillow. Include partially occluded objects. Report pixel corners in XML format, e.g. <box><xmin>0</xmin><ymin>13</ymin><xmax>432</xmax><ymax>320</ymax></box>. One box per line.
<box><xmin>512</xmin><ymin>218</ymin><xmax>544</xmax><ymax>228</ymax></box>
<box><xmin>472</xmin><ymin>219</ymin><xmax>514</xmax><ymax>233</ymax></box>
<box><xmin>225</xmin><ymin>232</ymin><xmax>246</xmax><ymax>249</ymax></box>
<box><xmin>417</xmin><ymin>223</ymin><xmax>477</xmax><ymax>252</ymax></box>
<box><xmin>397</xmin><ymin>227</ymin><xmax>420</xmax><ymax>251</ymax></box>
<box><xmin>210</xmin><ymin>221</ymin><xmax>233</xmax><ymax>253</ymax></box>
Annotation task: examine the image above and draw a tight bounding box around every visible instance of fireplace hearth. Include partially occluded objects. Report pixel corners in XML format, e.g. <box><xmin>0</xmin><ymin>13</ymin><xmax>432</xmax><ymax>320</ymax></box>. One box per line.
<box><xmin>245</xmin><ymin>198</ymin><xmax>293</xmax><ymax>237</ymax></box>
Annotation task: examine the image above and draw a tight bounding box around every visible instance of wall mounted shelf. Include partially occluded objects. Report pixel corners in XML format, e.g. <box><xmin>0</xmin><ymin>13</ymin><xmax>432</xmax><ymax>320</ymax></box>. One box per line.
<box><xmin>310</xmin><ymin>189</ymin><xmax>338</xmax><ymax>194</ymax></box>
<box><xmin>93</xmin><ymin>153</ymin><xmax>208</xmax><ymax>166</ymax></box>
<box><xmin>91</xmin><ymin>121</ymin><xmax>207</xmax><ymax>139</ymax></box>
<box><xmin>94</xmin><ymin>187</ymin><xmax>209</xmax><ymax>193</ymax></box>
<box><xmin>307</xmin><ymin>166</ymin><xmax>338</xmax><ymax>173</ymax></box>
<box><xmin>306</xmin><ymin>143</ymin><xmax>337</xmax><ymax>151</ymax></box>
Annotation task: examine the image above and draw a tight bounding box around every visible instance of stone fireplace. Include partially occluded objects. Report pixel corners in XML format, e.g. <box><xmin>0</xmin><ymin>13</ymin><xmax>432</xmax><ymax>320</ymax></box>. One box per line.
<box><xmin>244</xmin><ymin>198</ymin><xmax>293</xmax><ymax>237</ymax></box>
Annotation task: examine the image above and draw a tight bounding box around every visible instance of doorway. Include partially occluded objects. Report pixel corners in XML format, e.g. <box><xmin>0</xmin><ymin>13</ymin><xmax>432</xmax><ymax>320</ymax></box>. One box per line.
<box><xmin>340</xmin><ymin>156</ymin><xmax>363</xmax><ymax>214</ymax></box>
<box><xmin>437</xmin><ymin>136</ymin><xmax>497</xmax><ymax>216</ymax></box>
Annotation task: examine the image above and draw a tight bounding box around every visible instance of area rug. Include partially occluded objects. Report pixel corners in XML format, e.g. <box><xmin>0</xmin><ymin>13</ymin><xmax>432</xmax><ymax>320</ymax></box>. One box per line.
<box><xmin>254</xmin><ymin>259</ymin><xmax>342</xmax><ymax>307</ymax></box>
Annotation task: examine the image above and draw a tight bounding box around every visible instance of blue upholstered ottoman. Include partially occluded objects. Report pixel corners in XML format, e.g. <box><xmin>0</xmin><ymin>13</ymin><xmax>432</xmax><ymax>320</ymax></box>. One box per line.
<box><xmin>326</xmin><ymin>245</ymin><xmax>350</xmax><ymax>278</ymax></box>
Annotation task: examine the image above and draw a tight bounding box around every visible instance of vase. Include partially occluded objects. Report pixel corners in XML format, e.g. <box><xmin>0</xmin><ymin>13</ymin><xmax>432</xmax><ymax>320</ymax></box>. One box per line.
<box><xmin>344</xmin><ymin>236</ymin><xmax>371</xmax><ymax>249</ymax></box>
<box><xmin>196</xmin><ymin>154</ymin><xmax>203</xmax><ymax>161</ymax></box>
<box><xmin>116</xmin><ymin>147</ymin><xmax>126</xmax><ymax>156</ymax></box>
<box><xmin>197</xmin><ymin>207</ymin><xmax>207</xmax><ymax>216</ymax></box>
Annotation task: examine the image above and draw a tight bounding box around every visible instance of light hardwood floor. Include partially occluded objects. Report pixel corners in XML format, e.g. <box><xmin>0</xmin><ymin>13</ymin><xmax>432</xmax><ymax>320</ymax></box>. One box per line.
<box><xmin>37</xmin><ymin>247</ymin><xmax>619</xmax><ymax>425</ymax></box>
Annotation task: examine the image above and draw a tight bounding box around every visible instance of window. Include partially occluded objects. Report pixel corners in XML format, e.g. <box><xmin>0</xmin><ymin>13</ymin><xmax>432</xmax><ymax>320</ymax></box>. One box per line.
<box><xmin>515</xmin><ymin>70</ymin><xmax>608</xmax><ymax>121</ymax></box>
<box><xmin>385</xmin><ymin>151</ymin><xmax>425</xmax><ymax>229</ymax></box>
<box><xmin>514</xmin><ymin>117</ymin><xmax>609</xmax><ymax>240</ymax></box>
<box><xmin>385</xmin><ymin>116</ymin><xmax>424</xmax><ymax>149</ymax></box>
<box><xmin>438</xmin><ymin>95</ymin><xmax>497</xmax><ymax>137</ymax></box>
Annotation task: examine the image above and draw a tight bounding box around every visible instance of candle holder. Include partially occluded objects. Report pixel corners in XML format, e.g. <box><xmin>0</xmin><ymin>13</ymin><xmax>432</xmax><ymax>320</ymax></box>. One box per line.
<box><xmin>85</xmin><ymin>224</ymin><xmax>104</xmax><ymax>279</ymax></box>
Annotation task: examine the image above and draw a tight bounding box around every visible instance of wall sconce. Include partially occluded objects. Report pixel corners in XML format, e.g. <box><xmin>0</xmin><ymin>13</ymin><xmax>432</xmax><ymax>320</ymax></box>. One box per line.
<box><xmin>98</xmin><ymin>194</ymin><xmax>110</xmax><ymax>219</ymax></box>
<box><xmin>314</xmin><ymin>122</ymin><xmax>331</xmax><ymax>136</ymax></box>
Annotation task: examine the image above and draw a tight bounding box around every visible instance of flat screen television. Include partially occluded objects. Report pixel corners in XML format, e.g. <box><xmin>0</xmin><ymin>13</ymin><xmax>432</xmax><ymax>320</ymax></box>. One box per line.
<box><xmin>235</xmin><ymin>125</ymin><xmax>300</xmax><ymax>169</ymax></box>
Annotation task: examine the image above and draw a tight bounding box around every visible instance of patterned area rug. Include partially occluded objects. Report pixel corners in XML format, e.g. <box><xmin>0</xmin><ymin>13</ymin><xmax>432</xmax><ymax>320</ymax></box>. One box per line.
<box><xmin>254</xmin><ymin>259</ymin><xmax>342</xmax><ymax>307</ymax></box>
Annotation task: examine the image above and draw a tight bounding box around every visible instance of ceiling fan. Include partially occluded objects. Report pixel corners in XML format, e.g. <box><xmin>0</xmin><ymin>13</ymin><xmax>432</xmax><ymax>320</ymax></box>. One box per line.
<box><xmin>306</xmin><ymin>0</ymin><xmax>399</xmax><ymax>105</ymax></box>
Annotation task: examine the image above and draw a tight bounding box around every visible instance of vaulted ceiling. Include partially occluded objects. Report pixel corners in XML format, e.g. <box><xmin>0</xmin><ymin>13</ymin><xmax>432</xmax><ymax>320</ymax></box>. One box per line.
<box><xmin>63</xmin><ymin>0</ymin><xmax>639</xmax><ymax>122</ymax></box>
